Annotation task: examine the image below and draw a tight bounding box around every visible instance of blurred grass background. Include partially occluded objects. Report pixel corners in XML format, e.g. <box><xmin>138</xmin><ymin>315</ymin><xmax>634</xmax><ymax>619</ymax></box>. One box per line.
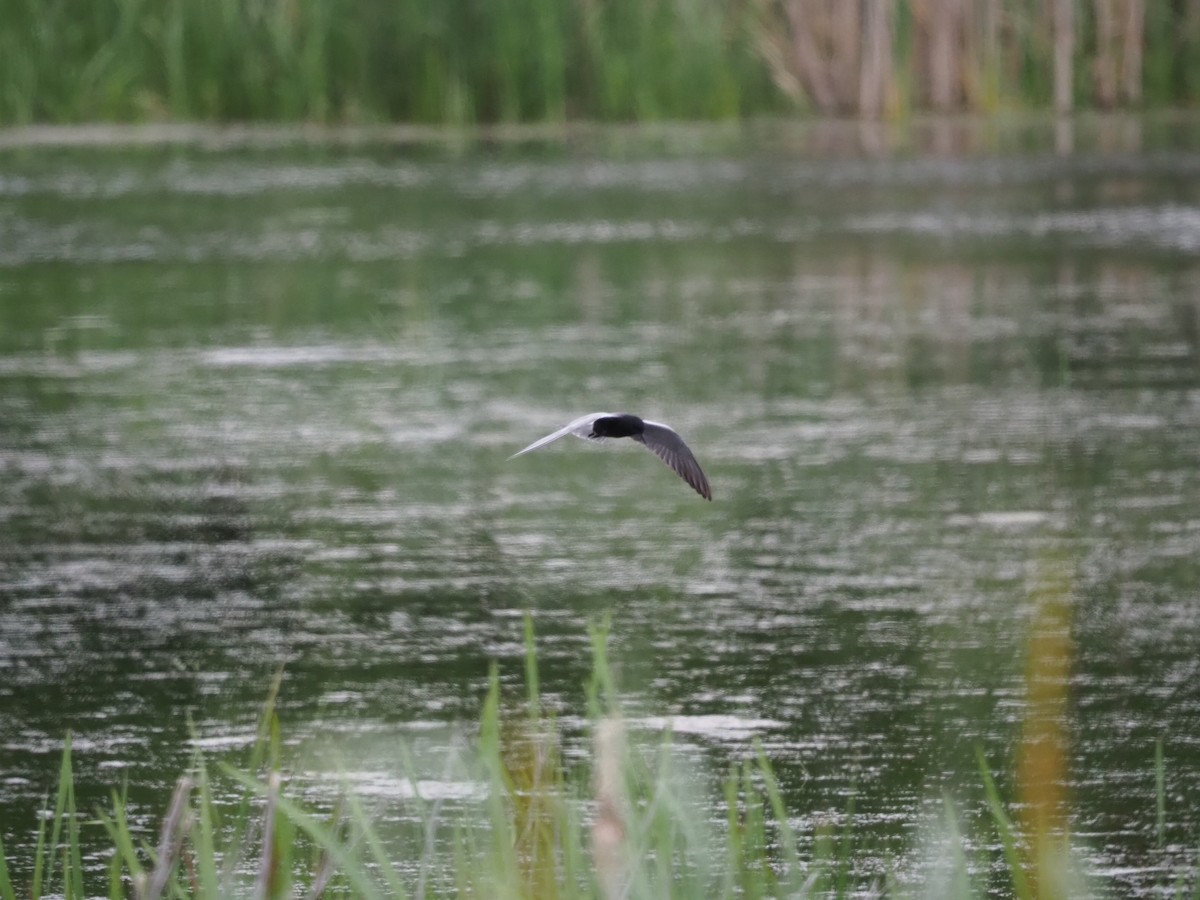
<box><xmin>1</xmin><ymin>0</ymin><xmax>1198</xmax><ymax>125</ymax></box>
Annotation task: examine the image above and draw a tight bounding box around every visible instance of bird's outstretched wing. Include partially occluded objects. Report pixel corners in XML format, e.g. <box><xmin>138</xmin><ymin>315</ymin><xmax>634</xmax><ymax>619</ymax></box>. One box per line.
<box><xmin>508</xmin><ymin>413</ymin><xmax>614</xmax><ymax>459</ymax></box>
<box><xmin>635</xmin><ymin>421</ymin><xmax>712</xmax><ymax>501</ymax></box>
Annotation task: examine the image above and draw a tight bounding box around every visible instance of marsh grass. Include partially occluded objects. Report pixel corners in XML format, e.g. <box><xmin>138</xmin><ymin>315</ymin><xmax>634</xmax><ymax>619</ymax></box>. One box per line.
<box><xmin>0</xmin><ymin>0</ymin><xmax>771</xmax><ymax>125</ymax></box>
<box><xmin>3</xmin><ymin>0</ymin><xmax>1199</xmax><ymax>125</ymax></box>
<box><xmin>1</xmin><ymin>614</ymin><xmax>1196</xmax><ymax>898</ymax></box>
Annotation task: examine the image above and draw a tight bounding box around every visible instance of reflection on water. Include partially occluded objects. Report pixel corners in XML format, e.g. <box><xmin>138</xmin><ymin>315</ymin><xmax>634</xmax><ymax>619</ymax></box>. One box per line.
<box><xmin>1</xmin><ymin>122</ymin><xmax>1199</xmax><ymax>892</ymax></box>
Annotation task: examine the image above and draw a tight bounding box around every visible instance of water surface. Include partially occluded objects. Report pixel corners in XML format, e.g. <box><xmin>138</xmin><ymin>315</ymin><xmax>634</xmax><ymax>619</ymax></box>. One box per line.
<box><xmin>1</xmin><ymin>120</ymin><xmax>1199</xmax><ymax>892</ymax></box>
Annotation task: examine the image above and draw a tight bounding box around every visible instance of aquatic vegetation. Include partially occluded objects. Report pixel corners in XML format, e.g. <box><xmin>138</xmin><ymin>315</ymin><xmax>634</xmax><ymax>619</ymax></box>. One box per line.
<box><xmin>1</xmin><ymin>0</ymin><xmax>1199</xmax><ymax>125</ymax></box>
<box><xmin>0</xmin><ymin>0</ymin><xmax>768</xmax><ymax>125</ymax></box>
<box><xmin>0</xmin><ymin>614</ymin><xmax>1195</xmax><ymax>898</ymax></box>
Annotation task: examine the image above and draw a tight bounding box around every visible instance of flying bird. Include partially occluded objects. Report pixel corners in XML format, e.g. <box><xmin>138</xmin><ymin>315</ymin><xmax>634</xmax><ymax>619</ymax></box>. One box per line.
<box><xmin>509</xmin><ymin>412</ymin><xmax>712</xmax><ymax>500</ymax></box>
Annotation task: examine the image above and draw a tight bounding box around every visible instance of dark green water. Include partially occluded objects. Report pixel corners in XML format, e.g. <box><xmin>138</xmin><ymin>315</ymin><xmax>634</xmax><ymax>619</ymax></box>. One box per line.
<box><xmin>2</xmin><ymin>121</ymin><xmax>1199</xmax><ymax>892</ymax></box>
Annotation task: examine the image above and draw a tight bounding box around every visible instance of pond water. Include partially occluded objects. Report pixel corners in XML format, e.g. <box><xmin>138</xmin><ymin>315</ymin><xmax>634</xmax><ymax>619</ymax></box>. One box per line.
<box><xmin>1</xmin><ymin>119</ymin><xmax>1199</xmax><ymax>893</ymax></box>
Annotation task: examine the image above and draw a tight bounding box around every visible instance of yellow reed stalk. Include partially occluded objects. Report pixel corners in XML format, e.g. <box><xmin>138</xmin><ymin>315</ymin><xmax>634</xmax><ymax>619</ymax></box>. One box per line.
<box><xmin>1018</xmin><ymin>555</ymin><xmax>1074</xmax><ymax>898</ymax></box>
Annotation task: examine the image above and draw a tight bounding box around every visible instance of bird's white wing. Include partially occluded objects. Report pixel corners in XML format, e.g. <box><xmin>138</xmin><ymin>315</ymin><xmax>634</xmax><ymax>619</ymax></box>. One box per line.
<box><xmin>509</xmin><ymin>413</ymin><xmax>614</xmax><ymax>459</ymax></box>
<box><xmin>636</xmin><ymin>421</ymin><xmax>712</xmax><ymax>500</ymax></box>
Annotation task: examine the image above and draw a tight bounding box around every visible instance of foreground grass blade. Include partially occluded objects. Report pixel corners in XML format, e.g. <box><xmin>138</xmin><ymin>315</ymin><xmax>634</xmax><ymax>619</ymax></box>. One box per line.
<box><xmin>99</xmin><ymin>797</ymin><xmax>145</xmax><ymax>893</ymax></box>
<box><xmin>107</xmin><ymin>845</ymin><xmax>122</xmax><ymax>900</ymax></box>
<box><xmin>221</xmin><ymin>766</ymin><xmax>385</xmax><ymax>900</ymax></box>
<box><xmin>190</xmin><ymin>753</ymin><xmax>222</xmax><ymax>900</ymax></box>
<box><xmin>941</xmin><ymin>795</ymin><xmax>976</xmax><ymax>897</ymax></box>
<box><xmin>977</xmin><ymin>748</ymin><xmax>1033</xmax><ymax>900</ymax></box>
<box><xmin>252</xmin><ymin>772</ymin><xmax>279</xmax><ymax>900</ymax></box>
<box><xmin>47</xmin><ymin>737</ymin><xmax>73</xmax><ymax>896</ymax></box>
<box><xmin>342</xmin><ymin>786</ymin><xmax>409</xmax><ymax>900</ymax></box>
<box><xmin>65</xmin><ymin>758</ymin><xmax>84</xmax><ymax>900</ymax></box>
<box><xmin>0</xmin><ymin>835</ymin><xmax>16</xmax><ymax>900</ymax></box>
<box><xmin>30</xmin><ymin>804</ymin><xmax>50</xmax><ymax>900</ymax></box>
<box><xmin>229</xmin><ymin>669</ymin><xmax>285</xmax><ymax>856</ymax></box>
<box><xmin>753</xmin><ymin>740</ymin><xmax>801</xmax><ymax>890</ymax></box>
<box><xmin>147</xmin><ymin>777</ymin><xmax>195</xmax><ymax>900</ymax></box>
<box><xmin>30</xmin><ymin>735</ymin><xmax>73</xmax><ymax>900</ymax></box>
<box><xmin>524</xmin><ymin>611</ymin><xmax>540</xmax><ymax>721</ymax></box>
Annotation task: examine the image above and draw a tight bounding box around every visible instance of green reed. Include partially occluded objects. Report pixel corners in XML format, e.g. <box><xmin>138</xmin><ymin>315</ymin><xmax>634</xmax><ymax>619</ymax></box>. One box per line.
<box><xmin>3</xmin><ymin>0</ymin><xmax>1198</xmax><ymax>126</ymax></box>
<box><xmin>0</xmin><ymin>0</ymin><xmax>773</xmax><ymax>125</ymax></box>
<box><xmin>0</xmin><ymin>616</ymin><xmax>1195</xmax><ymax>898</ymax></box>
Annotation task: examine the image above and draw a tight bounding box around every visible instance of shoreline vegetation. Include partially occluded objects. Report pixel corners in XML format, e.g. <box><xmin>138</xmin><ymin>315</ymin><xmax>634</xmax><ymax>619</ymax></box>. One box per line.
<box><xmin>2</xmin><ymin>1</ymin><xmax>1198</xmax><ymax>127</ymax></box>
<box><xmin>1</xmin><ymin>616</ymin><xmax>1195</xmax><ymax>899</ymax></box>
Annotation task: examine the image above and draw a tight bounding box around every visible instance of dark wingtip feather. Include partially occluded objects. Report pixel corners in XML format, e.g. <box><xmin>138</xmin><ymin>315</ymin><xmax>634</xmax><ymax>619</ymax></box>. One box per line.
<box><xmin>635</xmin><ymin>430</ymin><xmax>712</xmax><ymax>501</ymax></box>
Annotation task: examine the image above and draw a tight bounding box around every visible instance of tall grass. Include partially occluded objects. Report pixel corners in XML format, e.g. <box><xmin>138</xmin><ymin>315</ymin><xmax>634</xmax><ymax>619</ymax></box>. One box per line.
<box><xmin>1</xmin><ymin>0</ymin><xmax>1198</xmax><ymax>126</ymax></box>
<box><xmin>0</xmin><ymin>614</ymin><xmax>1195</xmax><ymax>898</ymax></box>
<box><xmin>0</xmin><ymin>0</ymin><xmax>772</xmax><ymax>126</ymax></box>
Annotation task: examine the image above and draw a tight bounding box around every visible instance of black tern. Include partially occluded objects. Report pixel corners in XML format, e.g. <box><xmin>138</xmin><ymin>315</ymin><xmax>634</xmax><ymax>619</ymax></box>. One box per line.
<box><xmin>510</xmin><ymin>412</ymin><xmax>712</xmax><ymax>501</ymax></box>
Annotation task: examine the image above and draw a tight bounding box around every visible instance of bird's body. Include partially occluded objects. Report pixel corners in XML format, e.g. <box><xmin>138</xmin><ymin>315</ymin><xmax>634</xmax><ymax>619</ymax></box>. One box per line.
<box><xmin>510</xmin><ymin>412</ymin><xmax>712</xmax><ymax>501</ymax></box>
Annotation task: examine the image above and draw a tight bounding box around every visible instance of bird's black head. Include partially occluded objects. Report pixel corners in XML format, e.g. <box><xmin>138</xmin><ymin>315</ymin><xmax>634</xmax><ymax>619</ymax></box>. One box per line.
<box><xmin>590</xmin><ymin>414</ymin><xmax>645</xmax><ymax>438</ymax></box>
